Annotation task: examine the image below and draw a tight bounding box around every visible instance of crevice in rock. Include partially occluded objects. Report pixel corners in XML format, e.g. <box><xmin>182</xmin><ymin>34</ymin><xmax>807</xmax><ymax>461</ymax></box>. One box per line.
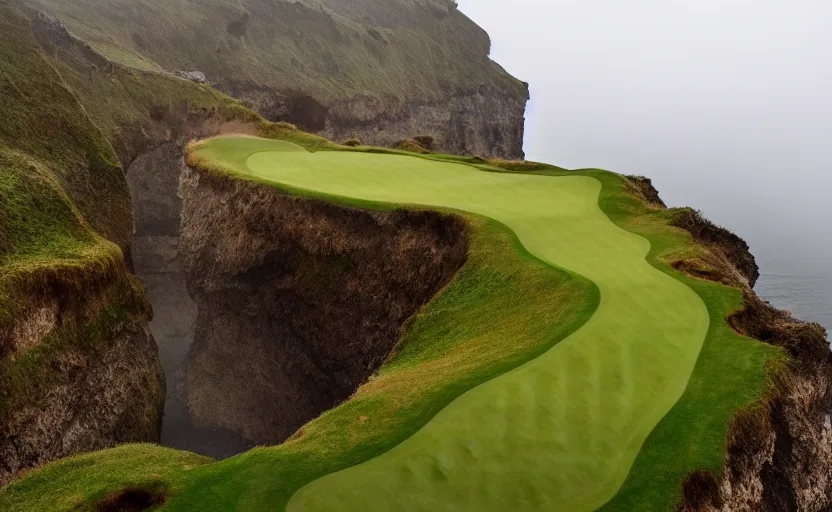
<box><xmin>127</xmin><ymin>142</ymin><xmax>252</xmax><ymax>459</ymax></box>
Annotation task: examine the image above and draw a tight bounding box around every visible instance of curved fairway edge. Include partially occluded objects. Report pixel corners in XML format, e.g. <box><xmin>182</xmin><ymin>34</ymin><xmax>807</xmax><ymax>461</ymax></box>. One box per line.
<box><xmin>192</xmin><ymin>136</ymin><xmax>710</xmax><ymax>511</ymax></box>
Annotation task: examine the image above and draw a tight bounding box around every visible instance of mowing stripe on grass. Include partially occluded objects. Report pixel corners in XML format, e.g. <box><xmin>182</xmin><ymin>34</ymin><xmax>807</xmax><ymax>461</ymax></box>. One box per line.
<box><xmin>204</xmin><ymin>137</ymin><xmax>710</xmax><ymax>510</ymax></box>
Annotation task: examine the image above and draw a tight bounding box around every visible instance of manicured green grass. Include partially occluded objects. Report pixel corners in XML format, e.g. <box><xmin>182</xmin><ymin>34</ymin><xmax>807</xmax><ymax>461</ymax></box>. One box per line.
<box><xmin>191</xmin><ymin>136</ymin><xmax>777</xmax><ymax>510</ymax></box>
<box><xmin>1</xmin><ymin>132</ymin><xmax>777</xmax><ymax>511</ymax></box>
<box><xmin>197</xmin><ymin>137</ymin><xmax>711</xmax><ymax>510</ymax></box>
<box><xmin>1</xmin><ymin>192</ymin><xmax>598</xmax><ymax>511</ymax></box>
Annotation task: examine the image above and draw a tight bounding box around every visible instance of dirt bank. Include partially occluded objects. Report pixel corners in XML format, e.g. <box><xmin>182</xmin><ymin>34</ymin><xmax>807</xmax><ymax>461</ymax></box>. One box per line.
<box><xmin>0</xmin><ymin>261</ymin><xmax>164</xmax><ymax>486</ymax></box>
<box><xmin>178</xmin><ymin>163</ymin><xmax>469</xmax><ymax>445</ymax></box>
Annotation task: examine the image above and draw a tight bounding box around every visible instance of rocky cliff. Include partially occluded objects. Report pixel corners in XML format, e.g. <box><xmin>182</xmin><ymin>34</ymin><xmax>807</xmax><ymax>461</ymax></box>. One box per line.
<box><xmin>29</xmin><ymin>0</ymin><xmax>529</xmax><ymax>158</ymax></box>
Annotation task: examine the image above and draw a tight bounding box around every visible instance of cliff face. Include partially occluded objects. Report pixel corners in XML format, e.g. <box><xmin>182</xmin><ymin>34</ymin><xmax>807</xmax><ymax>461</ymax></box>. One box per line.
<box><xmin>0</xmin><ymin>287</ymin><xmax>163</xmax><ymax>486</ymax></box>
<box><xmin>29</xmin><ymin>0</ymin><xmax>529</xmax><ymax>158</ymax></box>
<box><xmin>319</xmin><ymin>85</ymin><xmax>528</xmax><ymax>160</ymax></box>
<box><xmin>177</xmin><ymin>165</ymin><xmax>468</xmax><ymax>445</ymax></box>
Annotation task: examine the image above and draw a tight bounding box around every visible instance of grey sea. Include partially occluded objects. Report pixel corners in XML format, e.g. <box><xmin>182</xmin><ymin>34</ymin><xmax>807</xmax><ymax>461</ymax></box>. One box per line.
<box><xmin>756</xmin><ymin>274</ymin><xmax>832</xmax><ymax>335</ymax></box>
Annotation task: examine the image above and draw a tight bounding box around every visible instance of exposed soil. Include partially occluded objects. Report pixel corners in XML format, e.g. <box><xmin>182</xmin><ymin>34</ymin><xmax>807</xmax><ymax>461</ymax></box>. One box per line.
<box><xmin>0</xmin><ymin>294</ymin><xmax>164</xmax><ymax>486</ymax></box>
<box><xmin>178</xmin><ymin>164</ymin><xmax>469</xmax><ymax>445</ymax></box>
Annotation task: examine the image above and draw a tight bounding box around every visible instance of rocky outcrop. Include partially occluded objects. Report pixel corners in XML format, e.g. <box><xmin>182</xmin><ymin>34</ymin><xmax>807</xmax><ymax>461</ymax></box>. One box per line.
<box><xmin>626</xmin><ymin>175</ymin><xmax>667</xmax><ymax>207</ymax></box>
<box><xmin>320</xmin><ymin>85</ymin><xmax>529</xmax><ymax>159</ymax></box>
<box><xmin>178</xmin><ymin>164</ymin><xmax>469</xmax><ymax>445</ymax></box>
<box><xmin>174</xmin><ymin>71</ymin><xmax>206</xmax><ymax>84</ymax></box>
<box><xmin>625</xmin><ymin>176</ymin><xmax>759</xmax><ymax>288</ymax></box>
<box><xmin>30</xmin><ymin>0</ymin><xmax>530</xmax><ymax>158</ymax></box>
<box><xmin>671</xmin><ymin>208</ymin><xmax>760</xmax><ymax>288</ymax></box>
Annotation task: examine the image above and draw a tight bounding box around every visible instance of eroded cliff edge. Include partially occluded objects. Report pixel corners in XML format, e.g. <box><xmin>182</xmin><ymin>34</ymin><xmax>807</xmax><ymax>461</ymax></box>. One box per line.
<box><xmin>628</xmin><ymin>177</ymin><xmax>832</xmax><ymax>512</ymax></box>
<box><xmin>0</xmin><ymin>2</ymin><xmax>166</xmax><ymax>484</ymax></box>
<box><xmin>0</xmin><ymin>261</ymin><xmax>164</xmax><ymax>486</ymax></box>
<box><xmin>177</xmin><ymin>164</ymin><xmax>468</xmax><ymax>444</ymax></box>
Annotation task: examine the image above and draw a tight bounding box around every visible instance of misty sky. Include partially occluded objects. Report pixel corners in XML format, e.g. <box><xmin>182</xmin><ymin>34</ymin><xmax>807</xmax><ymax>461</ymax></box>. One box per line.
<box><xmin>457</xmin><ymin>0</ymin><xmax>831</xmax><ymax>279</ymax></box>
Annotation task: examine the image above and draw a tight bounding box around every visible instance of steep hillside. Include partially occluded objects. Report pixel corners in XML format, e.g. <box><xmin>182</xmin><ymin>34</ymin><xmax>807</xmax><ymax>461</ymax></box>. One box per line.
<box><xmin>0</xmin><ymin>1</ymin><xmax>163</xmax><ymax>484</ymax></box>
<box><xmin>0</xmin><ymin>0</ymin><xmax>266</xmax><ymax>482</ymax></box>
<box><xmin>27</xmin><ymin>0</ymin><xmax>529</xmax><ymax>158</ymax></box>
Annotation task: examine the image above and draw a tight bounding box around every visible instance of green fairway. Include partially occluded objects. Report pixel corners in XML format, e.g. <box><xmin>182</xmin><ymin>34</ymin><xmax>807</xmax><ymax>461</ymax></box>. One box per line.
<box><xmin>195</xmin><ymin>136</ymin><xmax>710</xmax><ymax>510</ymax></box>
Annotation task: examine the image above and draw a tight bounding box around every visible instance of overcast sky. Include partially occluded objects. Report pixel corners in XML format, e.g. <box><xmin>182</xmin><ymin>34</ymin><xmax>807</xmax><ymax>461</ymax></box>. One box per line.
<box><xmin>457</xmin><ymin>0</ymin><xmax>831</xmax><ymax>278</ymax></box>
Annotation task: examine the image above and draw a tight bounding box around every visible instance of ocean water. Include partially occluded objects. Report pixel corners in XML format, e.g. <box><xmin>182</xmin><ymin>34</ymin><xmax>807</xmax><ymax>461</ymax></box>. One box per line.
<box><xmin>755</xmin><ymin>274</ymin><xmax>832</xmax><ymax>335</ymax></box>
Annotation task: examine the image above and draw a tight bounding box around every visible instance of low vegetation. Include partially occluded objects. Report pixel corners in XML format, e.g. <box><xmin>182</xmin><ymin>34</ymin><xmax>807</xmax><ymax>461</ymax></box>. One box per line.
<box><xmin>412</xmin><ymin>135</ymin><xmax>435</xmax><ymax>150</ymax></box>
<box><xmin>392</xmin><ymin>138</ymin><xmax>429</xmax><ymax>153</ymax></box>
<box><xmin>486</xmin><ymin>157</ymin><xmax>555</xmax><ymax>172</ymax></box>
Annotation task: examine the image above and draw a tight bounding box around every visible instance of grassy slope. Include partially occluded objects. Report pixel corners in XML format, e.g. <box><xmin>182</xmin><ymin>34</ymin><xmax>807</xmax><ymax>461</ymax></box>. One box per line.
<box><xmin>28</xmin><ymin>0</ymin><xmax>524</xmax><ymax>104</ymax></box>
<box><xmin>0</xmin><ymin>0</ymin><xmax>255</xmax><ymax>444</ymax></box>
<box><xmin>0</xmin><ymin>2</ymin><xmax>145</xmax><ymax>421</ymax></box>
<box><xmin>1</xmin><ymin>130</ymin><xmax>778</xmax><ymax>511</ymax></box>
<box><xmin>0</xmin><ymin>196</ymin><xmax>599</xmax><ymax>511</ymax></box>
<box><xmin>0</xmin><ymin>1</ymin><xmax>126</xmax><ymax>324</ymax></box>
<box><xmin>0</xmin><ymin>3</ymin><xmax>127</xmax><ymax>248</ymax></box>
